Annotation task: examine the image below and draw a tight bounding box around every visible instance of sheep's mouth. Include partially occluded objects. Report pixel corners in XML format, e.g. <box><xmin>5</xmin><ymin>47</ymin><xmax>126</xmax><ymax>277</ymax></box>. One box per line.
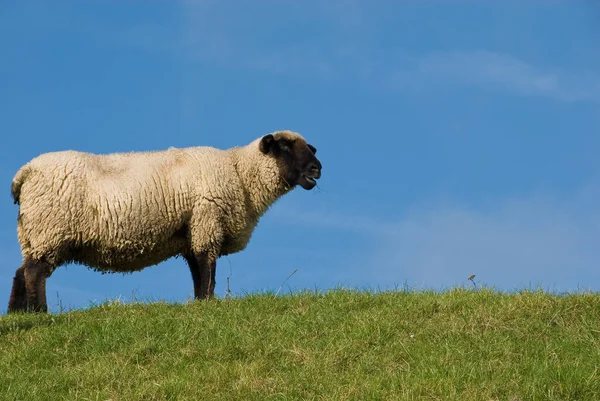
<box><xmin>303</xmin><ymin>175</ymin><xmax>317</xmax><ymax>185</ymax></box>
<box><xmin>298</xmin><ymin>159</ymin><xmax>322</xmax><ymax>190</ymax></box>
<box><xmin>299</xmin><ymin>171</ymin><xmax>320</xmax><ymax>190</ymax></box>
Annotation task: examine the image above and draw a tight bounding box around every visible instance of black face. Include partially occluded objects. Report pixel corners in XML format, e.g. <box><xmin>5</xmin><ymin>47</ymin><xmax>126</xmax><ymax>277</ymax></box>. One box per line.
<box><xmin>259</xmin><ymin>133</ymin><xmax>322</xmax><ymax>190</ymax></box>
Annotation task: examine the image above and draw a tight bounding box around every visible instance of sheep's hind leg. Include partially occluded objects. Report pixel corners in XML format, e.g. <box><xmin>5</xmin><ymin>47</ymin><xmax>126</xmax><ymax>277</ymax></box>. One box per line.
<box><xmin>23</xmin><ymin>259</ymin><xmax>52</xmax><ymax>313</ymax></box>
<box><xmin>184</xmin><ymin>252</ymin><xmax>217</xmax><ymax>300</ymax></box>
<box><xmin>7</xmin><ymin>265</ymin><xmax>26</xmax><ymax>313</ymax></box>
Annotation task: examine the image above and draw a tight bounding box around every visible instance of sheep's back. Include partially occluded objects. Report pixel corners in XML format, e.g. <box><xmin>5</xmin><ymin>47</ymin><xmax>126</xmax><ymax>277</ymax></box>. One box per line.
<box><xmin>16</xmin><ymin>148</ymin><xmax>202</xmax><ymax>264</ymax></box>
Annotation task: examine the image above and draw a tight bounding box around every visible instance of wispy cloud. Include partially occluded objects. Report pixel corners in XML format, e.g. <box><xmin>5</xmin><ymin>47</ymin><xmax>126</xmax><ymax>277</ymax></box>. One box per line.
<box><xmin>274</xmin><ymin>185</ymin><xmax>600</xmax><ymax>292</ymax></box>
<box><xmin>404</xmin><ymin>50</ymin><xmax>600</xmax><ymax>101</ymax></box>
<box><xmin>176</xmin><ymin>2</ymin><xmax>600</xmax><ymax>102</ymax></box>
<box><xmin>373</xmin><ymin>194</ymin><xmax>600</xmax><ymax>292</ymax></box>
<box><xmin>68</xmin><ymin>1</ymin><xmax>598</xmax><ymax>102</ymax></box>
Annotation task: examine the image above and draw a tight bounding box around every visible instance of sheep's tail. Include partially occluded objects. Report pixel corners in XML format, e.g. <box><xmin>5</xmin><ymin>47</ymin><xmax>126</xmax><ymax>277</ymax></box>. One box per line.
<box><xmin>11</xmin><ymin>164</ymin><xmax>32</xmax><ymax>205</ymax></box>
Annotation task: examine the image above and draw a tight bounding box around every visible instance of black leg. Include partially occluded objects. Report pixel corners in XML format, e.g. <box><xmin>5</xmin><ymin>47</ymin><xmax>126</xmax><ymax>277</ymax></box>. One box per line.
<box><xmin>209</xmin><ymin>260</ymin><xmax>216</xmax><ymax>297</ymax></box>
<box><xmin>184</xmin><ymin>251</ymin><xmax>217</xmax><ymax>299</ymax></box>
<box><xmin>184</xmin><ymin>253</ymin><xmax>203</xmax><ymax>299</ymax></box>
<box><xmin>7</xmin><ymin>265</ymin><xmax>26</xmax><ymax>313</ymax></box>
<box><xmin>23</xmin><ymin>260</ymin><xmax>50</xmax><ymax>313</ymax></box>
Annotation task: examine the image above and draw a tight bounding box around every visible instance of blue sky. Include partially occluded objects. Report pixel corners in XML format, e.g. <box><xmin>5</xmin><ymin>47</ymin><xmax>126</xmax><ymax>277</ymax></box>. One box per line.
<box><xmin>1</xmin><ymin>1</ymin><xmax>599</xmax><ymax>312</ymax></box>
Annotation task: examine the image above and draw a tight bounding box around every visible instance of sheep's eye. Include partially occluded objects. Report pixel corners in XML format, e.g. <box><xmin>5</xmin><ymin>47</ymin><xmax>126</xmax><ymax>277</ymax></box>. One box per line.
<box><xmin>308</xmin><ymin>144</ymin><xmax>317</xmax><ymax>155</ymax></box>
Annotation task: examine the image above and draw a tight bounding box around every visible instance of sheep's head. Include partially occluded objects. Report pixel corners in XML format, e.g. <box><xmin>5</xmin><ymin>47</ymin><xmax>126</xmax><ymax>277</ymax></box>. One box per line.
<box><xmin>259</xmin><ymin>131</ymin><xmax>322</xmax><ymax>190</ymax></box>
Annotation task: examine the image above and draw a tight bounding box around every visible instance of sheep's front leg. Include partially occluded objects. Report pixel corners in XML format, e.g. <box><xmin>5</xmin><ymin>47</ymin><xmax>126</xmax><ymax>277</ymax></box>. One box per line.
<box><xmin>184</xmin><ymin>251</ymin><xmax>217</xmax><ymax>300</ymax></box>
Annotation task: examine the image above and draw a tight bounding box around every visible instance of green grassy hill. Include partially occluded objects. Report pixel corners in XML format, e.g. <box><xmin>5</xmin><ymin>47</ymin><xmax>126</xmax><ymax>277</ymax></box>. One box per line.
<box><xmin>1</xmin><ymin>288</ymin><xmax>600</xmax><ymax>400</ymax></box>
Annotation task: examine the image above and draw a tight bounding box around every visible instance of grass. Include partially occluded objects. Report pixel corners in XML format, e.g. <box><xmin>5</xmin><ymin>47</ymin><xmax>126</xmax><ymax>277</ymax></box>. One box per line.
<box><xmin>1</xmin><ymin>287</ymin><xmax>600</xmax><ymax>400</ymax></box>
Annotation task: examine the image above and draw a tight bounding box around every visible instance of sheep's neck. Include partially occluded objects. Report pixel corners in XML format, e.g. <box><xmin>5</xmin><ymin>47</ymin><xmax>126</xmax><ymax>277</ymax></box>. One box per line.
<box><xmin>231</xmin><ymin>148</ymin><xmax>290</xmax><ymax>219</ymax></box>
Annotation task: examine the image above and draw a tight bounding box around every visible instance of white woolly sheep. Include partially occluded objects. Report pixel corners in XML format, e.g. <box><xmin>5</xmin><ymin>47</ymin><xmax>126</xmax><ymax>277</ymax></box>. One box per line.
<box><xmin>8</xmin><ymin>130</ymin><xmax>322</xmax><ymax>312</ymax></box>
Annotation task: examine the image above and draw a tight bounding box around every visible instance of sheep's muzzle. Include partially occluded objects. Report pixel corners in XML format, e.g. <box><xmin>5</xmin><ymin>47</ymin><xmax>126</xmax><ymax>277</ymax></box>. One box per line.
<box><xmin>299</xmin><ymin>159</ymin><xmax>322</xmax><ymax>190</ymax></box>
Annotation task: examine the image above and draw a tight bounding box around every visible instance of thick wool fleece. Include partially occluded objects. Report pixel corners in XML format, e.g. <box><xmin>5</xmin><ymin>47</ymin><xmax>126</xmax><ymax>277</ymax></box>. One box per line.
<box><xmin>11</xmin><ymin>133</ymin><xmax>300</xmax><ymax>273</ymax></box>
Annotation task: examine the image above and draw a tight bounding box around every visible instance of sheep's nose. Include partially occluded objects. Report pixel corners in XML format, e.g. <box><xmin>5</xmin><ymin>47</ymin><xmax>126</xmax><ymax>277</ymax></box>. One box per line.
<box><xmin>310</xmin><ymin>159</ymin><xmax>322</xmax><ymax>178</ymax></box>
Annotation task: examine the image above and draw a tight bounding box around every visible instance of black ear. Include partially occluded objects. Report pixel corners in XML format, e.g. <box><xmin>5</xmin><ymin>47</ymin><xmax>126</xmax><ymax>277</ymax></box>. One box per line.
<box><xmin>259</xmin><ymin>134</ymin><xmax>275</xmax><ymax>154</ymax></box>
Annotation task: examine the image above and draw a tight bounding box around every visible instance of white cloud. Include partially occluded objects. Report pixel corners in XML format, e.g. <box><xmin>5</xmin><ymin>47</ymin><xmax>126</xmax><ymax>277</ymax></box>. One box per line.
<box><xmin>176</xmin><ymin>2</ymin><xmax>600</xmax><ymax>102</ymax></box>
<box><xmin>53</xmin><ymin>0</ymin><xmax>597</xmax><ymax>102</ymax></box>
<box><xmin>274</xmin><ymin>185</ymin><xmax>600</xmax><ymax>292</ymax></box>
<box><xmin>376</xmin><ymin>199</ymin><xmax>600</xmax><ymax>291</ymax></box>
<box><xmin>408</xmin><ymin>50</ymin><xmax>600</xmax><ymax>101</ymax></box>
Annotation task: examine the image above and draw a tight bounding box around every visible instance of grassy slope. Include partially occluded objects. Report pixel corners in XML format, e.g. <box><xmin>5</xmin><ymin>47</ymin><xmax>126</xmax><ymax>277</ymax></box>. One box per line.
<box><xmin>1</xmin><ymin>288</ymin><xmax>600</xmax><ymax>401</ymax></box>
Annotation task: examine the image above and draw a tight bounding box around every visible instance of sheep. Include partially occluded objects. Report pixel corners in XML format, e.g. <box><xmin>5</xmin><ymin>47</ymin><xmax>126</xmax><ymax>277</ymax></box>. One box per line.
<box><xmin>7</xmin><ymin>130</ymin><xmax>322</xmax><ymax>313</ymax></box>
